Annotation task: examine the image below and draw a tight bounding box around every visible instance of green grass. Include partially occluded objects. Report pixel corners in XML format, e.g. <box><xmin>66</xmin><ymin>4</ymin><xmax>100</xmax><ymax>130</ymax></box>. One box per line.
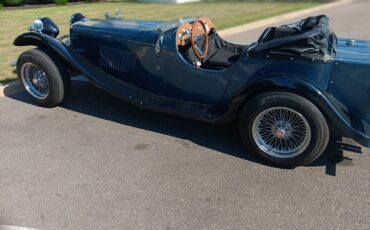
<box><xmin>0</xmin><ymin>1</ymin><xmax>320</xmax><ymax>83</ymax></box>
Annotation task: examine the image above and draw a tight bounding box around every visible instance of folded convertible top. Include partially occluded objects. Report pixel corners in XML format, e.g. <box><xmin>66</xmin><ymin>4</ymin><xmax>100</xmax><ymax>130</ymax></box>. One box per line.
<box><xmin>249</xmin><ymin>15</ymin><xmax>337</xmax><ymax>62</ymax></box>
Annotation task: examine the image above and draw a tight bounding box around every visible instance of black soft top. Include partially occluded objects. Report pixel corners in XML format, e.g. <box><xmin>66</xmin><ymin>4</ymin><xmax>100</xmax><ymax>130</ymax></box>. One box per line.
<box><xmin>249</xmin><ymin>15</ymin><xmax>337</xmax><ymax>62</ymax></box>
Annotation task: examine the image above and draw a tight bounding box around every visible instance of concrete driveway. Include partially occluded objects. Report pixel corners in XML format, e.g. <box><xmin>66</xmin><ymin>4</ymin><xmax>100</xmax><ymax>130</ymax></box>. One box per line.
<box><xmin>0</xmin><ymin>0</ymin><xmax>369</xmax><ymax>229</ymax></box>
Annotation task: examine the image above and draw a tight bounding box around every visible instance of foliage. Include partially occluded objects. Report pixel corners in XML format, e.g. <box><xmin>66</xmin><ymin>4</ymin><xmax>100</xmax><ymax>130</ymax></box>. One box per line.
<box><xmin>0</xmin><ymin>3</ymin><xmax>3</xmax><ymax>9</ymax></box>
<box><xmin>54</xmin><ymin>0</ymin><xmax>67</xmax><ymax>5</ymax></box>
<box><xmin>4</xmin><ymin>0</ymin><xmax>23</xmax><ymax>6</ymax></box>
<box><xmin>23</xmin><ymin>0</ymin><xmax>53</xmax><ymax>4</ymax></box>
<box><xmin>82</xmin><ymin>0</ymin><xmax>101</xmax><ymax>3</ymax></box>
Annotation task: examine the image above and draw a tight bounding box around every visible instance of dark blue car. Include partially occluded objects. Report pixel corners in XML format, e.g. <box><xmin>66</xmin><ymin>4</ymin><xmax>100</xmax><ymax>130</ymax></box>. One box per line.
<box><xmin>13</xmin><ymin>14</ymin><xmax>370</xmax><ymax>167</ymax></box>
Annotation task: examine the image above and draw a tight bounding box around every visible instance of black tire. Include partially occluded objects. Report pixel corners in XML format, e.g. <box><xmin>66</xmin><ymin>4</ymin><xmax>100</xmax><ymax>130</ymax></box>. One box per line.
<box><xmin>17</xmin><ymin>48</ymin><xmax>70</xmax><ymax>107</ymax></box>
<box><xmin>239</xmin><ymin>91</ymin><xmax>329</xmax><ymax>168</ymax></box>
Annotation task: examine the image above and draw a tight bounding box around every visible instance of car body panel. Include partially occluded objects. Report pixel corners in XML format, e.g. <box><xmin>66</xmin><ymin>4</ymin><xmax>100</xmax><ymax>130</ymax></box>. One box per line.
<box><xmin>336</xmin><ymin>38</ymin><xmax>370</xmax><ymax>62</ymax></box>
<box><xmin>70</xmin><ymin>26</ymin><xmax>235</xmax><ymax>105</ymax></box>
<box><xmin>13</xmin><ymin>17</ymin><xmax>370</xmax><ymax>148</ymax></box>
<box><xmin>326</xmin><ymin>39</ymin><xmax>370</xmax><ymax>146</ymax></box>
<box><xmin>224</xmin><ymin>55</ymin><xmax>333</xmax><ymax>100</ymax></box>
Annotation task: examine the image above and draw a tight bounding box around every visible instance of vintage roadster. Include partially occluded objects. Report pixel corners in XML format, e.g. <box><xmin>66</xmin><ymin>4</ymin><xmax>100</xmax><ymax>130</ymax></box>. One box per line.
<box><xmin>13</xmin><ymin>13</ymin><xmax>370</xmax><ymax>167</ymax></box>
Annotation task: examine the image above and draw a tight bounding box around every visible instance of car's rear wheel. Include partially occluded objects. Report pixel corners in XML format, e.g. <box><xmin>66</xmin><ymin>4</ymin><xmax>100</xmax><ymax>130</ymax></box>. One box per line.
<box><xmin>17</xmin><ymin>48</ymin><xmax>69</xmax><ymax>107</ymax></box>
<box><xmin>239</xmin><ymin>91</ymin><xmax>329</xmax><ymax>168</ymax></box>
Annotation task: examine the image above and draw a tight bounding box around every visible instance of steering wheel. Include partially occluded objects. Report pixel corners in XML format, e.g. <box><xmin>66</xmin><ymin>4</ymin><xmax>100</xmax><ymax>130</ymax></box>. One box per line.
<box><xmin>191</xmin><ymin>20</ymin><xmax>209</xmax><ymax>60</ymax></box>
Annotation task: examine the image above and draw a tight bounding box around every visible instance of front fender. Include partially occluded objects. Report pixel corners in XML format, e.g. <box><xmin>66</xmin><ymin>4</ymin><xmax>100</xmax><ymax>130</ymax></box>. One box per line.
<box><xmin>14</xmin><ymin>32</ymin><xmax>45</xmax><ymax>47</ymax></box>
<box><xmin>14</xmin><ymin>32</ymin><xmax>81</xmax><ymax>71</ymax></box>
<box><xmin>13</xmin><ymin>32</ymin><xmax>134</xmax><ymax>100</ymax></box>
<box><xmin>232</xmin><ymin>76</ymin><xmax>370</xmax><ymax>147</ymax></box>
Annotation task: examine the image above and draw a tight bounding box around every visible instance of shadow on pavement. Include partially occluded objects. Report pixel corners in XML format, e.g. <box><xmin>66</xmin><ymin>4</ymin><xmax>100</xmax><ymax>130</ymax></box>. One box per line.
<box><xmin>310</xmin><ymin>136</ymin><xmax>362</xmax><ymax>176</ymax></box>
<box><xmin>6</xmin><ymin>81</ymin><xmax>363</xmax><ymax>175</ymax></box>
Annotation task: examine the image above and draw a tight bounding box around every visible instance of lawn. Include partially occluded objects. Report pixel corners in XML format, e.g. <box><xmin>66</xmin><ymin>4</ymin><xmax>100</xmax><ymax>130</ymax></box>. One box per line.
<box><xmin>0</xmin><ymin>1</ymin><xmax>320</xmax><ymax>83</ymax></box>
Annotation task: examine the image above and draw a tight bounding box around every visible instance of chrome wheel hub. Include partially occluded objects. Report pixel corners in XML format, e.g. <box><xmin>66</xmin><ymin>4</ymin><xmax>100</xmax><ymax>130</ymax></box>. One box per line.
<box><xmin>272</xmin><ymin>121</ymin><xmax>292</xmax><ymax>139</ymax></box>
<box><xmin>252</xmin><ymin>107</ymin><xmax>311</xmax><ymax>158</ymax></box>
<box><xmin>20</xmin><ymin>63</ymin><xmax>49</xmax><ymax>100</ymax></box>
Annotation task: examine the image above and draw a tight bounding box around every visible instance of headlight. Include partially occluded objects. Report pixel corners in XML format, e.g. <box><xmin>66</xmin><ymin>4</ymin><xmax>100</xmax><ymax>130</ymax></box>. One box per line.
<box><xmin>28</xmin><ymin>17</ymin><xmax>59</xmax><ymax>37</ymax></box>
<box><xmin>28</xmin><ymin>19</ymin><xmax>44</xmax><ymax>32</ymax></box>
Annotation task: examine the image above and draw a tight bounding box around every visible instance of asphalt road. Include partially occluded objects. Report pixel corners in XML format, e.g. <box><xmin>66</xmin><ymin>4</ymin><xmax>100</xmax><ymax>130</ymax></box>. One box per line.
<box><xmin>0</xmin><ymin>1</ymin><xmax>369</xmax><ymax>229</ymax></box>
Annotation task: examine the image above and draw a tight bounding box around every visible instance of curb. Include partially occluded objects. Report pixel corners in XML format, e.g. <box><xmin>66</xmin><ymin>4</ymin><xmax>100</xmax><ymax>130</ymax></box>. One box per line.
<box><xmin>219</xmin><ymin>0</ymin><xmax>353</xmax><ymax>37</ymax></box>
<box><xmin>0</xmin><ymin>81</ymin><xmax>22</xmax><ymax>97</ymax></box>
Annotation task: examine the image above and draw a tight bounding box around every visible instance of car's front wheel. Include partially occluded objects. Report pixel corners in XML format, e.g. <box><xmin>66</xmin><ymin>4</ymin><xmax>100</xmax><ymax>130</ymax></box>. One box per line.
<box><xmin>17</xmin><ymin>48</ymin><xmax>69</xmax><ymax>107</ymax></box>
<box><xmin>239</xmin><ymin>91</ymin><xmax>330</xmax><ymax>168</ymax></box>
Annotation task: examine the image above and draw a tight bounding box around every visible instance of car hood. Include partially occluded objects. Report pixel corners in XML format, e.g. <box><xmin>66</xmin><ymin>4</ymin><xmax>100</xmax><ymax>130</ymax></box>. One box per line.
<box><xmin>70</xmin><ymin>17</ymin><xmax>198</xmax><ymax>47</ymax></box>
<box><xmin>71</xmin><ymin>19</ymin><xmax>163</xmax><ymax>46</ymax></box>
<box><xmin>336</xmin><ymin>38</ymin><xmax>370</xmax><ymax>63</ymax></box>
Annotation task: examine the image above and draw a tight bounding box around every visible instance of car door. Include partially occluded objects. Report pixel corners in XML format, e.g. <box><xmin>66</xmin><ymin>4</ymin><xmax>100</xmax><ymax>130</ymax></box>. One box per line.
<box><xmin>149</xmin><ymin>32</ymin><xmax>235</xmax><ymax>106</ymax></box>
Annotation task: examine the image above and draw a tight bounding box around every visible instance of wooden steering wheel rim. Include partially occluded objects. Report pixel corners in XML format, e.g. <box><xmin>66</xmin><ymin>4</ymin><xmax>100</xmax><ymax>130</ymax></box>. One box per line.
<box><xmin>191</xmin><ymin>20</ymin><xmax>209</xmax><ymax>60</ymax></box>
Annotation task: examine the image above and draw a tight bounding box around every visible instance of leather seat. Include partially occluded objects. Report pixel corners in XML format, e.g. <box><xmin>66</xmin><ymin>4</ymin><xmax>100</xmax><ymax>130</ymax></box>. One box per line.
<box><xmin>207</xmin><ymin>50</ymin><xmax>241</xmax><ymax>68</ymax></box>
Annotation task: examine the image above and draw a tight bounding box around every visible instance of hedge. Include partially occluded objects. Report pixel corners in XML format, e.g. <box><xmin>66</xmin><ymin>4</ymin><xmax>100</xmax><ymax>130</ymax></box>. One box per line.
<box><xmin>4</xmin><ymin>0</ymin><xmax>23</xmax><ymax>6</ymax></box>
<box><xmin>54</xmin><ymin>0</ymin><xmax>67</xmax><ymax>5</ymax></box>
<box><xmin>23</xmin><ymin>0</ymin><xmax>53</xmax><ymax>4</ymax></box>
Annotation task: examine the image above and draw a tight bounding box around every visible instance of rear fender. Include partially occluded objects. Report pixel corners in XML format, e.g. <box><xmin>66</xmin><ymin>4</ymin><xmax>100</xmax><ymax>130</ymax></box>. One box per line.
<box><xmin>233</xmin><ymin>76</ymin><xmax>370</xmax><ymax>147</ymax></box>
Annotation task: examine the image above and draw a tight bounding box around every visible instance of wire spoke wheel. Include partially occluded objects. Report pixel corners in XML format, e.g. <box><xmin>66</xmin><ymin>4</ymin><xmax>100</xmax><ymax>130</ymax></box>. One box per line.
<box><xmin>252</xmin><ymin>107</ymin><xmax>311</xmax><ymax>158</ymax></box>
<box><xmin>20</xmin><ymin>62</ymin><xmax>49</xmax><ymax>100</ymax></box>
